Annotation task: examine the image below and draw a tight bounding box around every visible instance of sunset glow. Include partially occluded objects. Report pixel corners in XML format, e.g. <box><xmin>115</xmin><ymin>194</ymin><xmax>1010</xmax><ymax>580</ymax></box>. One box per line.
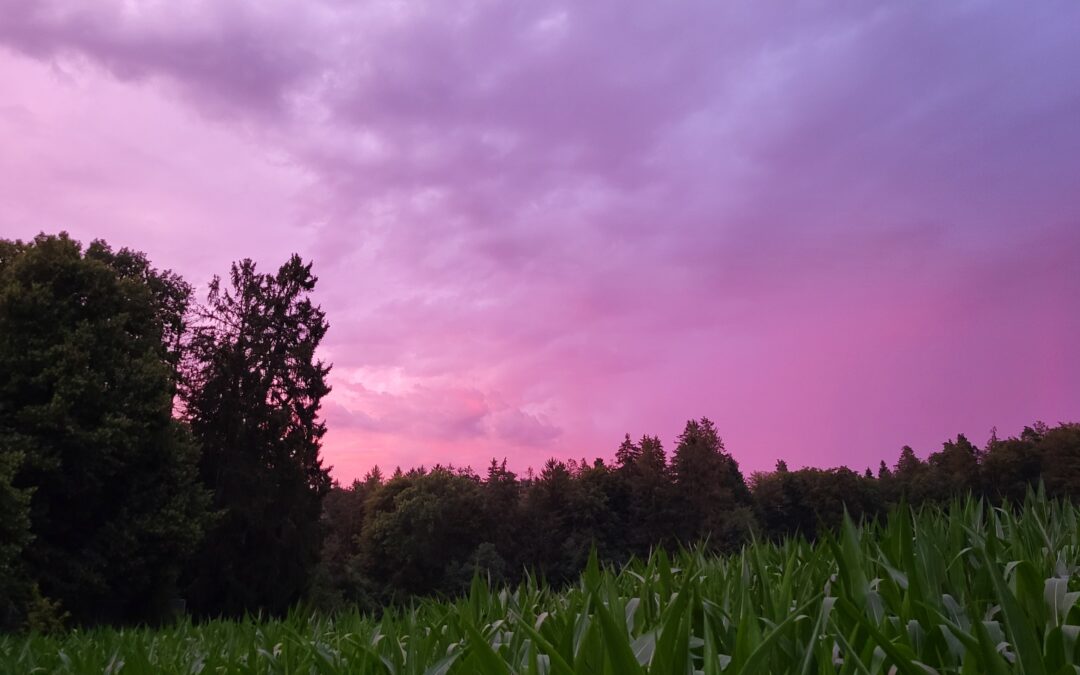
<box><xmin>1</xmin><ymin>1</ymin><xmax>1078</xmax><ymax>481</ymax></box>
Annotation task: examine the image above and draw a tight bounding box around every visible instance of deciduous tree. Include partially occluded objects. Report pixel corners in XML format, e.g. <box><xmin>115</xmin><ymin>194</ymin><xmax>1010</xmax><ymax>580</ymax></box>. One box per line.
<box><xmin>0</xmin><ymin>234</ymin><xmax>207</xmax><ymax>626</ymax></box>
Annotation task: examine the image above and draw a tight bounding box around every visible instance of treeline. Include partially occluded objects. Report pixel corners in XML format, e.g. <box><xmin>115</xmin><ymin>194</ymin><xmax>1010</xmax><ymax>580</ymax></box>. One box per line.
<box><xmin>311</xmin><ymin>420</ymin><xmax>1080</xmax><ymax>609</ymax></box>
<box><xmin>1</xmin><ymin>232</ymin><xmax>1078</xmax><ymax>631</ymax></box>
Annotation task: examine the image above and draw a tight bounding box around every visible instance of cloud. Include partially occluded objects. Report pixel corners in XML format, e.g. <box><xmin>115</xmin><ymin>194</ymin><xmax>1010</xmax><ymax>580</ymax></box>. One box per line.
<box><xmin>0</xmin><ymin>0</ymin><xmax>323</xmax><ymax>116</ymax></box>
<box><xmin>325</xmin><ymin>372</ymin><xmax>561</xmax><ymax>445</ymax></box>
<box><xmin>1</xmin><ymin>0</ymin><xmax>1078</xmax><ymax>478</ymax></box>
<box><xmin>486</xmin><ymin>408</ymin><xmax>561</xmax><ymax>447</ymax></box>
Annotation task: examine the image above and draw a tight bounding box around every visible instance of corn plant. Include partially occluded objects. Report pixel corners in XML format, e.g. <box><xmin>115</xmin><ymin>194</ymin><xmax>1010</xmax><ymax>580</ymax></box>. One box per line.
<box><xmin>3</xmin><ymin>490</ymin><xmax>1080</xmax><ymax>674</ymax></box>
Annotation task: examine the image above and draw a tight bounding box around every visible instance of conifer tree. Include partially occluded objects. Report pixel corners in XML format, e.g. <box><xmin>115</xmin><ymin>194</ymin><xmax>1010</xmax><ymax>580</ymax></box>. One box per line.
<box><xmin>615</xmin><ymin>434</ymin><xmax>641</xmax><ymax>469</ymax></box>
<box><xmin>182</xmin><ymin>255</ymin><xmax>332</xmax><ymax>616</ymax></box>
<box><xmin>671</xmin><ymin>418</ymin><xmax>752</xmax><ymax>547</ymax></box>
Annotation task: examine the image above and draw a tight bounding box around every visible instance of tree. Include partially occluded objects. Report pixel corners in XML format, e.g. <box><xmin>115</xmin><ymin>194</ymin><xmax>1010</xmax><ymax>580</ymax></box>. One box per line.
<box><xmin>977</xmin><ymin>423</ymin><xmax>1080</xmax><ymax>502</ymax></box>
<box><xmin>618</xmin><ymin>434</ymin><xmax>676</xmax><ymax>553</ymax></box>
<box><xmin>574</xmin><ymin>459</ymin><xmax>629</xmax><ymax>562</ymax></box>
<box><xmin>751</xmin><ymin>460</ymin><xmax>813</xmax><ymax>540</ymax></box>
<box><xmin>875</xmin><ymin>460</ymin><xmax>899</xmax><ymax>503</ymax></box>
<box><xmin>876</xmin><ymin>461</ymin><xmax>890</xmax><ymax>479</ymax></box>
<box><xmin>311</xmin><ymin>476</ymin><xmax>376</xmax><ymax>611</ymax></box>
<box><xmin>0</xmin><ymin>239</ymin><xmax>31</xmax><ymax>629</ymax></box>
<box><xmin>802</xmin><ymin>467</ymin><xmax>883</xmax><ymax>532</ymax></box>
<box><xmin>670</xmin><ymin>418</ymin><xmax>753</xmax><ymax>549</ymax></box>
<box><xmin>924</xmin><ymin>434</ymin><xmax>980</xmax><ymax>500</ymax></box>
<box><xmin>1038</xmin><ymin>423</ymin><xmax>1080</xmax><ymax>498</ymax></box>
<box><xmin>0</xmin><ymin>233</ymin><xmax>208</xmax><ymax>626</ymax></box>
<box><xmin>615</xmin><ymin>434</ymin><xmax>641</xmax><ymax>469</ymax></box>
<box><xmin>638</xmin><ymin>435</ymin><xmax>667</xmax><ymax>475</ymax></box>
<box><xmin>483</xmin><ymin>459</ymin><xmax>522</xmax><ymax>564</ymax></box>
<box><xmin>358</xmin><ymin>467</ymin><xmax>491</xmax><ymax>597</ymax></box>
<box><xmin>182</xmin><ymin>255</ymin><xmax>332</xmax><ymax>617</ymax></box>
<box><xmin>892</xmin><ymin>445</ymin><xmax>928</xmax><ymax>500</ymax></box>
<box><xmin>0</xmin><ymin>442</ymin><xmax>31</xmax><ymax>629</ymax></box>
<box><xmin>518</xmin><ymin>458</ymin><xmax>616</xmax><ymax>582</ymax></box>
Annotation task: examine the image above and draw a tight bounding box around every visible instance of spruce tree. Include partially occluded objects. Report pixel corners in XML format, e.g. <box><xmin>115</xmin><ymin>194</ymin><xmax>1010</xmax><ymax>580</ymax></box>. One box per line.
<box><xmin>182</xmin><ymin>255</ymin><xmax>332</xmax><ymax>616</ymax></box>
<box><xmin>671</xmin><ymin>418</ymin><xmax>752</xmax><ymax>548</ymax></box>
<box><xmin>615</xmin><ymin>434</ymin><xmax>641</xmax><ymax>469</ymax></box>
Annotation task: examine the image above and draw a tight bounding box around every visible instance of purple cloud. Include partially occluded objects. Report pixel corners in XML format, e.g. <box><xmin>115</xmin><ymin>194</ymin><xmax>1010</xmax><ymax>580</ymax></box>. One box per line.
<box><xmin>1</xmin><ymin>0</ymin><xmax>1078</xmax><ymax>480</ymax></box>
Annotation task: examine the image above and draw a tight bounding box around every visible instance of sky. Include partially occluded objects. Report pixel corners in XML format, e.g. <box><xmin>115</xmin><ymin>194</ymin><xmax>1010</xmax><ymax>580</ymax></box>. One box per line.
<box><xmin>1</xmin><ymin>1</ymin><xmax>1078</xmax><ymax>482</ymax></box>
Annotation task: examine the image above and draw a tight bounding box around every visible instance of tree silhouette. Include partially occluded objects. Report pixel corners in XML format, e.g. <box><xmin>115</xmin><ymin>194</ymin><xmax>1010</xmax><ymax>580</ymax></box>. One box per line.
<box><xmin>0</xmin><ymin>234</ymin><xmax>207</xmax><ymax>627</ymax></box>
<box><xmin>671</xmin><ymin>418</ymin><xmax>753</xmax><ymax>549</ymax></box>
<box><xmin>182</xmin><ymin>255</ymin><xmax>332</xmax><ymax>617</ymax></box>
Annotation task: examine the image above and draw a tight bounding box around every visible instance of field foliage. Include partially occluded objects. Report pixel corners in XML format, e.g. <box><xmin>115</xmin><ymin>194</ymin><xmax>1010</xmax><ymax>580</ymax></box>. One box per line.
<box><xmin>4</xmin><ymin>491</ymin><xmax>1080</xmax><ymax>674</ymax></box>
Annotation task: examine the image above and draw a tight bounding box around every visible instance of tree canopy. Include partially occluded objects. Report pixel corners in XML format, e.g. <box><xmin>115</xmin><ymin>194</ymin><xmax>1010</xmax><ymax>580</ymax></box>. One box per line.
<box><xmin>181</xmin><ymin>255</ymin><xmax>332</xmax><ymax>617</ymax></box>
<box><xmin>0</xmin><ymin>234</ymin><xmax>208</xmax><ymax>627</ymax></box>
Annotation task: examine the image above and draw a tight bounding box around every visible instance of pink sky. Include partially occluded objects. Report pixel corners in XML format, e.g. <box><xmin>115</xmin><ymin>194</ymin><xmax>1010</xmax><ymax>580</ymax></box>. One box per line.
<box><xmin>1</xmin><ymin>1</ymin><xmax>1078</xmax><ymax>482</ymax></box>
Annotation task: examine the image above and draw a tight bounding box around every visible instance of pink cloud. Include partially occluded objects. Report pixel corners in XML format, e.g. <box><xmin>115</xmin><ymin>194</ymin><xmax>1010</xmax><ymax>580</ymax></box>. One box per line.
<box><xmin>1</xmin><ymin>0</ymin><xmax>1078</xmax><ymax>480</ymax></box>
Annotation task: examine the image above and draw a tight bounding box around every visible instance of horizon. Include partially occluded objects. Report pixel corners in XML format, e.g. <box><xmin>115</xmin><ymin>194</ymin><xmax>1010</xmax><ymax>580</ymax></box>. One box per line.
<box><xmin>2</xmin><ymin>1</ymin><xmax>1078</xmax><ymax>482</ymax></box>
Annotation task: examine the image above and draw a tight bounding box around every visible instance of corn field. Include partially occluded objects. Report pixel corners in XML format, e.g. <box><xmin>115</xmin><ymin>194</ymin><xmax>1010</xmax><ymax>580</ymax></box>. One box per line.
<box><xmin>4</xmin><ymin>492</ymin><xmax>1080</xmax><ymax>674</ymax></box>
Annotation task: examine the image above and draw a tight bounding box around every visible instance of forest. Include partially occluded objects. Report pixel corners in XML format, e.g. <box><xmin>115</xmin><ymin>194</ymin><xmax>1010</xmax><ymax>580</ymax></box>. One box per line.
<box><xmin>1</xmin><ymin>232</ymin><xmax>1078</xmax><ymax>633</ymax></box>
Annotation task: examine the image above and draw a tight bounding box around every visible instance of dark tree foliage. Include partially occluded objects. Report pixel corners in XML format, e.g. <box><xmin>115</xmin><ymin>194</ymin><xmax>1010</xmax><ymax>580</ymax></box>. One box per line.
<box><xmin>182</xmin><ymin>255</ymin><xmax>333</xmax><ymax>617</ymax></box>
<box><xmin>671</xmin><ymin>418</ymin><xmax>754</xmax><ymax>548</ymax></box>
<box><xmin>311</xmin><ymin>420</ymin><xmax>758</xmax><ymax>607</ymax></box>
<box><xmin>358</xmin><ymin>466</ymin><xmax>492</xmax><ymax>597</ymax></box>
<box><xmin>566</xmin><ymin>459</ymin><xmax>627</xmax><ymax>565</ymax></box>
<box><xmin>616</xmin><ymin>434</ymin><xmax>677</xmax><ymax>552</ymax></box>
<box><xmin>751</xmin><ymin>461</ymin><xmax>816</xmax><ymax>540</ymax></box>
<box><xmin>922</xmin><ymin>434</ymin><xmax>981</xmax><ymax>500</ymax></box>
<box><xmin>483</xmin><ymin>459</ymin><xmax>522</xmax><ymax>563</ymax></box>
<box><xmin>614</xmin><ymin>434</ymin><xmax>641</xmax><ymax>468</ymax></box>
<box><xmin>517</xmin><ymin>459</ymin><xmax>584</xmax><ymax>581</ymax></box>
<box><xmin>0</xmin><ymin>438</ymin><xmax>31</xmax><ymax>629</ymax></box>
<box><xmin>981</xmin><ymin>423</ymin><xmax>1080</xmax><ymax>502</ymax></box>
<box><xmin>311</xmin><ymin>419</ymin><xmax>1080</xmax><ymax>610</ymax></box>
<box><xmin>1038</xmin><ymin>424</ymin><xmax>1080</xmax><ymax>497</ymax></box>
<box><xmin>0</xmin><ymin>234</ymin><xmax>208</xmax><ymax>628</ymax></box>
<box><xmin>0</xmin><ymin>241</ymin><xmax>32</xmax><ymax>626</ymax></box>
<box><xmin>752</xmin><ymin>465</ymin><xmax>884</xmax><ymax>541</ymax></box>
<box><xmin>310</xmin><ymin>469</ymin><xmax>383</xmax><ymax>610</ymax></box>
